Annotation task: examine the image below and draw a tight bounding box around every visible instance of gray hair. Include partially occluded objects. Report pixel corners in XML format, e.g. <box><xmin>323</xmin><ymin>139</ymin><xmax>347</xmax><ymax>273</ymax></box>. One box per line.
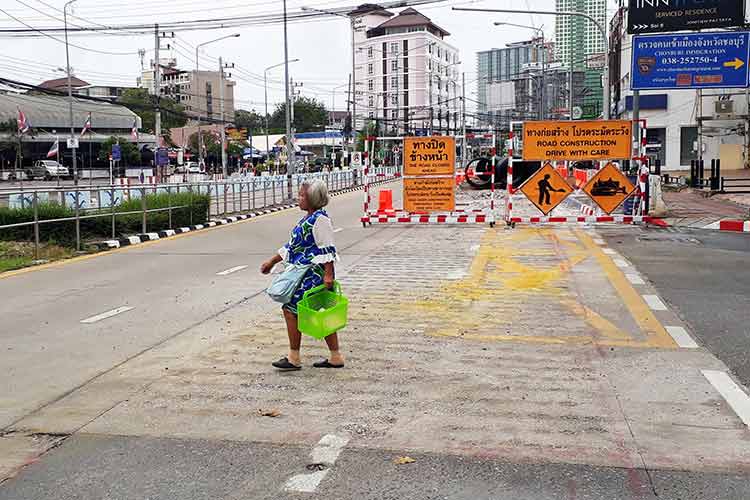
<box><xmin>301</xmin><ymin>179</ymin><xmax>329</xmax><ymax>210</ymax></box>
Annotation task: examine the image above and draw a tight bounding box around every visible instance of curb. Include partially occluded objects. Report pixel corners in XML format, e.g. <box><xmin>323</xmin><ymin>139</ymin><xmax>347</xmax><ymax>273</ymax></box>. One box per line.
<box><xmin>94</xmin><ymin>178</ymin><xmax>396</xmax><ymax>250</ymax></box>
<box><xmin>703</xmin><ymin>219</ymin><xmax>750</xmax><ymax>233</ymax></box>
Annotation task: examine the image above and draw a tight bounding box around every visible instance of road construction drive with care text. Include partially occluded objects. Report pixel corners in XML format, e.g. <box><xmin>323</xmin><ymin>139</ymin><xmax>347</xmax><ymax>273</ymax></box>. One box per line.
<box><xmin>2</xmin><ymin>182</ymin><xmax>750</xmax><ymax>499</ymax></box>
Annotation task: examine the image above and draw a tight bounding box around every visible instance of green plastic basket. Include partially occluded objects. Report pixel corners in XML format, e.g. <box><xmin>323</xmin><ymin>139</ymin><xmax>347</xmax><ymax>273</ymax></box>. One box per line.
<box><xmin>298</xmin><ymin>282</ymin><xmax>349</xmax><ymax>339</ymax></box>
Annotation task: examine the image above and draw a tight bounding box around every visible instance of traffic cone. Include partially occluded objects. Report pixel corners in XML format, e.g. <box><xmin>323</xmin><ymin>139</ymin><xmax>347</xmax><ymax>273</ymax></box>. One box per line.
<box><xmin>378</xmin><ymin>189</ymin><xmax>394</xmax><ymax>214</ymax></box>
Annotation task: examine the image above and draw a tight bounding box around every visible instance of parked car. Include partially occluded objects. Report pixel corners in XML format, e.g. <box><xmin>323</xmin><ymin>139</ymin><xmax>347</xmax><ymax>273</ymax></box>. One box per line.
<box><xmin>185</xmin><ymin>161</ymin><xmax>203</xmax><ymax>174</ymax></box>
<box><xmin>29</xmin><ymin>160</ymin><xmax>70</xmax><ymax>180</ymax></box>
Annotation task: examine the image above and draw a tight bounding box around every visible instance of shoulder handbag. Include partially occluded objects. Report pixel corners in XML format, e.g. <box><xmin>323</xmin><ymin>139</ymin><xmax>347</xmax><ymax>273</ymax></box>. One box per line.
<box><xmin>266</xmin><ymin>263</ymin><xmax>313</xmax><ymax>304</ymax></box>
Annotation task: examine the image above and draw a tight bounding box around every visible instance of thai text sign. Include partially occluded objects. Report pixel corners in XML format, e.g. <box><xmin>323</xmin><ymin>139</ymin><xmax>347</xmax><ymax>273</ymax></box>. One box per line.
<box><xmin>631</xmin><ymin>32</ymin><xmax>750</xmax><ymax>90</ymax></box>
<box><xmin>404</xmin><ymin>136</ymin><xmax>455</xmax><ymax>176</ymax></box>
<box><xmin>403</xmin><ymin>177</ymin><xmax>455</xmax><ymax>212</ymax></box>
<box><xmin>522</xmin><ymin>120</ymin><xmax>633</xmax><ymax>161</ymax></box>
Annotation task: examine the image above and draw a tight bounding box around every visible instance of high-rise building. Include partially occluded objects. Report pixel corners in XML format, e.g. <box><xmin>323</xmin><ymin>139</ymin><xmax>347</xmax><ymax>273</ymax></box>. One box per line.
<box><xmin>352</xmin><ymin>6</ymin><xmax>461</xmax><ymax>135</ymax></box>
<box><xmin>555</xmin><ymin>0</ymin><xmax>606</xmax><ymax>67</ymax></box>
<box><xmin>555</xmin><ymin>0</ymin><xmax>606</xmax><ymax>118</ymax></box>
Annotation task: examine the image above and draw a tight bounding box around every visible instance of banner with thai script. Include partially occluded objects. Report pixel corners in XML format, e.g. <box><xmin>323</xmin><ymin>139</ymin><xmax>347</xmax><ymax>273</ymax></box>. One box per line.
<box><xmin>522</xmin><ymin>120</ymin><xmax>633</xmax><ymax>161</ymax></box>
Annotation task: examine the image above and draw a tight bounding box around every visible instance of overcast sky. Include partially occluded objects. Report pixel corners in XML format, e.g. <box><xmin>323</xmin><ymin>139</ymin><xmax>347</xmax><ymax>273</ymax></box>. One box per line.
<box><xmin>0</xmin><ymin>0</ymin><xmax>622</xmax><ymax>113</ymax></box>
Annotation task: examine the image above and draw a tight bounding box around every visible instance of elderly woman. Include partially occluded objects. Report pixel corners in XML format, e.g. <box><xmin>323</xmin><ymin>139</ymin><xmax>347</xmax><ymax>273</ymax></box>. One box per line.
<box><xmin>260</xmin><ymin>179</ymin><xmax>344</xmax><ymax>371</ymax></box>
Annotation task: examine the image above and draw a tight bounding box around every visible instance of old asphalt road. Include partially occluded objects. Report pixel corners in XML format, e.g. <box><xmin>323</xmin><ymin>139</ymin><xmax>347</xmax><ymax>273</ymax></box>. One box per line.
<box><xmin>601</xmin><ymin>225</ymin><xmax>750</xmax><ymax>387</ymax></box>
<box><xmin>1</xmin><ymin>186</ymin><xmax>750</xmax><ymax>499</ymax></box>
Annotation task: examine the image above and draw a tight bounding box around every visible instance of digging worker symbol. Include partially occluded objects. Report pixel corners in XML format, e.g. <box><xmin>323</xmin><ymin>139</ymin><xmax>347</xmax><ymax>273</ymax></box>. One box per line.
<box><xmin>537</xmin><ymin>174</ymin><xmax>566</xmax><ymax>206</ymax></box>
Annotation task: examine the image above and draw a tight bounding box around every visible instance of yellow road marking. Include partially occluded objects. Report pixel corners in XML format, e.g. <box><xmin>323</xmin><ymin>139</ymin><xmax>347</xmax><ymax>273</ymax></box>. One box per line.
<box><xmin>575</xmin><ymin>230</ymin><xmax>676</xmax><ymax>348</ymax></box>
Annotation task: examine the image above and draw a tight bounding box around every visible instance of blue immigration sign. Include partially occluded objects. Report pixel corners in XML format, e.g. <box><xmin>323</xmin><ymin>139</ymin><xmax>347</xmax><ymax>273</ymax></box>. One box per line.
<box><xmin>631</xmin><ymin>31</ymin><xmax>750</xmax><ymax>90</ymax></box>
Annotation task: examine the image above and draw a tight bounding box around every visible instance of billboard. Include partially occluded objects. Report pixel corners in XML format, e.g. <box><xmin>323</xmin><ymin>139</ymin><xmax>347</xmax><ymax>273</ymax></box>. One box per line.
<box><xmin>627</xmin><ymin>0</ymin><xmax>746</xmax><ymax>34</ymax></box>
<box><xmin>631</xmin><ymin>32</ymin><xmax>750</xmax><ymax>90</ymax></box>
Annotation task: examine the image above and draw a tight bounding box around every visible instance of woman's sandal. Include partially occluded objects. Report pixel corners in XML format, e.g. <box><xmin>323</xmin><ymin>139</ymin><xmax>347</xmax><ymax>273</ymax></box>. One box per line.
<box><xmin>272</xmin><ymin>357</ymin><xmax>302</xmax><ymax>371</ymax></box>
<box><xmin>313</xmin><ymin>359</ymin><xmax>345</xmax><ymax>368</ymax></box>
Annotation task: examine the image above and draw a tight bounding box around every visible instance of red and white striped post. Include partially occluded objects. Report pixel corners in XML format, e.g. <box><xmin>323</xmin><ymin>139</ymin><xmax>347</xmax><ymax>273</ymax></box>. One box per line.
<box><xmin>506</xmin><ymin>131</ymin><xmax>514</xmax><ymax>224</ymax></box>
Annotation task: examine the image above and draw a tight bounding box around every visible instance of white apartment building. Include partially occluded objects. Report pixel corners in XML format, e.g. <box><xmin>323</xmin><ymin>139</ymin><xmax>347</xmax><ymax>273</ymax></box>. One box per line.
<box><xmin>352</xmin><ymin>6</ymin><xmax>461</xmax><ymax>135</ymax></box>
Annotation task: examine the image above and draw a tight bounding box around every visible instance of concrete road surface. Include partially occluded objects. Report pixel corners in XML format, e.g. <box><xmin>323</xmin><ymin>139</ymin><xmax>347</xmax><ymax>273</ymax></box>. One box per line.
<box><xmin>1</xmin><ymin>185</ymin><xmax>750</xmax><ymax>499</ymax></box>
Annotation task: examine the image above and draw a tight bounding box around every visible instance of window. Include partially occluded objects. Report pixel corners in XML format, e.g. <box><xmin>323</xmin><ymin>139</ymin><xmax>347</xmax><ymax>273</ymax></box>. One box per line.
<box><xmin>391</xmin><ymin>59</ymin><xmax>398</xmax><ymax>71</ymax></box>
<box><xmin>368</xmin><ymin>79</ymin><xmax>373</xmax><ymax>91</ymax></box>
<box><xmin>680</xmin><ymin>127</ymin><xmax>698</xmax><ymax>165</ymax></box>
<box><xmin>428</xmin><ymin>44</ymin><xmax>433</xmax><ymax>54</ymax></box>
<box><xmin>368</xmin><ymin>63</ymin><xmax>373</xmax><ymax>75</ymax></box>
<box><xmin>437</xmin><ymin>47</ymin><xmax>441</xmax><ymax>58</ymax></box>
<box><xmin>391</xmin><ymin>76</ymin><xmax>398</xmax><ymax>88</ymax></box>
<box><xmin>368</xmin><ymin>46</ymin><xmax>373</xmax><ymax>58</ymax></box>
<box><xmin>391</xmin><ymin>42</ymin><xmax>399</xmax><ymax>54</ymax></box>
<box><xmin>368</xmin><ymin>111</ymin><xmax>374</xmax><ymax>118</ymax></box>
<box><xmin>392</xmin><ymin>109</ymin><xmax>398</xmax><ymax>120</ymax></box>
<box><xmin>368</xmin><ymin>95</ymin><xmax>374</xmax><ymax>107</ymax></box>
<box><xmin>391</xmin><ymin>94</ymin><xmax>398</xmax><ymax>105</ymax></box>
<box><xmin>428</xmin><ymin>60</ymin><xmax>432</xmax><ymax>70</ymax></box>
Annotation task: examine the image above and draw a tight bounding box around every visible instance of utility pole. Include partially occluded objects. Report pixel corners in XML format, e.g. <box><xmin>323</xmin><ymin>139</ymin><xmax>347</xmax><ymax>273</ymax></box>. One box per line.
<box><xmin>64</xmin><ymin>0</ymin><xmax>79</xmax><ymax>251</ymax></box>
<box><xmin>569</xmin><ymin>24</ymin><xmax>574</xmax><ymax>121</ymax></box>
<box><xmin>154</xmin><ymin>24</ymin><xmax>163</xmax><ymax>179</ymax></box>
<box><xmin>462</xmin><ymin>71</ymin><xmax>467</xmax><ymax>168</ymax></box>
<box><xmin>219</xmin><ymin>56</ymin><xmax>227</xmax><ymax>176</ymax></box>
<box><xmin>283</xmin><ymin>0</ymin><xmax>295</xmax><ymax>177</ymax></box>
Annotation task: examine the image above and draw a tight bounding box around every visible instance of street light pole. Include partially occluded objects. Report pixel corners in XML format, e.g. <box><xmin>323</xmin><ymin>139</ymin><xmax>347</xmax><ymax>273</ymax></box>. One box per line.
<box><xmin>494</xmin><ymin>22</ymin><xmax>546</xmax><ymax>120</ymax></box>
<box><xmin>63</xmin><ymin>0</ymin><xmax>80</xmax><ymax>251</ymax></box>
<box><xmin>264</xmin><ymin>58</ymin><xmax>300</xmax><ymax>159</ymax></box>
<box><xmin>459</xmin><ymin>7</ymin><xmax>610</xmax><ymax>120</ymax></box>
<box><xmin>64</xmin><ymin>0</ymin><xmax>77</xmax><ymax>187</ymax></box>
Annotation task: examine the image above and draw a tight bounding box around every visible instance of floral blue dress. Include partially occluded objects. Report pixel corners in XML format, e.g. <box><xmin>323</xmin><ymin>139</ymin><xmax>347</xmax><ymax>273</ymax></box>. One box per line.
<box><xmin>278</xmin><ymin>209</ymin><xmax>338</xmax><ymax>314</ymax></box>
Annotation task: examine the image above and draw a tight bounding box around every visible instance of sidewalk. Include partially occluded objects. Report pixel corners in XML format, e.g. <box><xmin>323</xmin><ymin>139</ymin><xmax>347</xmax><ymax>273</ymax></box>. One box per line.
<box><xmin>3</xmin><ymin>223</ymin><xmax>749</xmax><ymax>493</ymax></box>
<box><xmin>662</xmin><ymin>188</ymin><xmax>749</xmax><ymax>230</ymax></box>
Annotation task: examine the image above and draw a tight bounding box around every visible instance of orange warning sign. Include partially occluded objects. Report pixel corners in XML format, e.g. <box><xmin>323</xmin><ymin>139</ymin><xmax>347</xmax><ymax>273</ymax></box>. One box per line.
<box><xmin>582</xmin><ymin>162</ymin><xmax>635</xmax><ymax>214</ymax></box>
<box><xmin>403</xmin><ymin>136</ymin><xmax>455</xmax><ymax>176</ymax></box>
<box><xmin>404</xmin><ymin>177</ymin><xmax>455</xmax><ymax>212</ymax></box>
<box><xmin>519</xmin><ymin>162</ymin><xmax>574</xmax><ymax>215</ymax></box>
<box><xmin>522</xmin><ymin>120</ymin><xmax>632</xmax><ymax>161</ymax></box>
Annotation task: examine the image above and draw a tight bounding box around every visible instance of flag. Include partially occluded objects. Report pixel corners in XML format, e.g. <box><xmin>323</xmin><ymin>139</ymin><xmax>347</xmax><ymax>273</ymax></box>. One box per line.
<box><xmin>17</xmin><ymin>107</ymin><xmax>30</xmax><ymax>134</ymax></box>
<box><xmin>131</xmin><ymin>118</ymin><xmax>138</xmax><ymax>141</ymax></box>
<box><xmin>46</xmin><ymin>138</ymin><xmax>59</xmax><ymax>159</ymax></box>
<box><xmin>80</xmin><ymin>112</ymin><xmax>92</xmax><ymax>137</ymax></box>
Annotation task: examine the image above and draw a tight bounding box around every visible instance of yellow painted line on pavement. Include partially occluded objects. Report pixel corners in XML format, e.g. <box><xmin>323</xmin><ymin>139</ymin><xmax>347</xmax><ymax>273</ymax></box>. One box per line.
<box><xmin>576</xmin><ymin>230</ymin><xmax>676</xmax><ymax>348</ymax></box>
<box><xmin>0</xmin><ymin>203</ymin><xmax>304</xmax><ymax>281</ymax></box>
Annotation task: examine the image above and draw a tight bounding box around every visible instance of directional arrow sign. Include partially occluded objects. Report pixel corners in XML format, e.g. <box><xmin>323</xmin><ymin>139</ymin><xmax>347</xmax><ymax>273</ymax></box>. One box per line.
<box><xmin>632</xmin><ymin>32</ymin><xmax>750</xmax><ymax>90</ymax></box>
<box><xmin>724</xmin><ymin>58</ymin><xmax>745</xmax><ymax>70</ymax></box>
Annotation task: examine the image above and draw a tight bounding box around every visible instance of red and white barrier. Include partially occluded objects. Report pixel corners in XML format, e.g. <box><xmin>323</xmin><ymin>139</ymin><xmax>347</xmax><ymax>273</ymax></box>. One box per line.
<box><xmin>510</xmin><ymin>215</ymin><xmax>655</xmax><ymax>224</ymax></box>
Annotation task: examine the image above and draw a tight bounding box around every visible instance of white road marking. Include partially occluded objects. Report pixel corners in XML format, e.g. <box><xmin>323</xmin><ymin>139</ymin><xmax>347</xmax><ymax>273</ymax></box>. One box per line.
<box><xmin>665</xmin><ymin>326</ymin><xmax>699</xmax><ymax>349</ymax></box>
<box><xmin>216</xmin><ymin>265</ymin><xmax>248</xmax><ymax>276</ymax></box>
<box><xmin>593</xmin><ymin>238</ymin><xmax>605</xmax><ymax>245</ymax></box>
<box><xmin>602</xmin><ymin>248</ymin><xmax>617</xmax><ymax>255</ymax></box>
<box><xmin>80</xmin><ymin>306</ymin><xmax>134</xmax><ymax>324</ymax></box>
<box><xmin>283</xmin><ymin>434</ymin><xmax>349</xmax><ymax>493</ymax></box>
<box><xmin>702</xmin><ymin>370</ymin><xmax>750</xmax><ymax>427</ymax></box>
<box><xmin>642</xmin><ymin>294</ymin><xmax>668</xmax><ymax>311</ymax></box>
<box><xmin>626</xmin><ymin>273</ymin><xmax>645</xmax><ymax>285</ymax></box>
<box><xmin>613</xmin><ymin>258</ymin><xmax>630</xmax><ymax>268</ymax></box>
<box><xmin>333</xmin><ymin>228</ymin><xmax>344</xmax><ymax>233</ymax></box>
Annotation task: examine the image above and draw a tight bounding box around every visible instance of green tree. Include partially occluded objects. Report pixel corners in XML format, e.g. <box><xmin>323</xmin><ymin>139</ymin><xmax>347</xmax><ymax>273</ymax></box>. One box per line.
<box><xmin>269</xmin><ymin>96</ymin><xmax>327</xmax><ymax>133</ymax></box>
<box><xmin>97</xmin><ymin>136</ymin><xmax>141</xmax><ymax>165</ymax></box>
<box><xmin>188</xmin><ymin>130</ymin><xmax>221</xmax><ymax>158</ymax></box>
<box><xmin>117</xmin><ymin>88</ymin><xmax>188</xmax><ymax>137</ymax></box>
<box><xmin>234</xmin><ymin>109</ymin><xmax>266</xmax><ymax>134</ymax></box>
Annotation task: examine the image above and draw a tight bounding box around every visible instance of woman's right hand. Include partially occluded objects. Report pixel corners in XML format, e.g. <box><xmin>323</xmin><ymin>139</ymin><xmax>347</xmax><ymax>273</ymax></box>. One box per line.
<box><xmin>260</xmin><ymin>260</ymin><xmax>275</xmax><ymax>274</ymax></box>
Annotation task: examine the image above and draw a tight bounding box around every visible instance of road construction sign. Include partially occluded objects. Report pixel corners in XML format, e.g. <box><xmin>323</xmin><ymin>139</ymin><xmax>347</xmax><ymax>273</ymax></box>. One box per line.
<box><xmin>403</xmin><ymin>136</ymin><xmax>455</xmax><ymax>176</ymax></box>
<box><xmin>519</xmin><ymin>162</ymin><xmax>574</xmax><ymax>215</ymax></box>
<box><xmin>403</xmin><ymin>177</ymin><xmax>455</xmax><ymax>213</ymax></box>
<box><xmin>522</xmin><ymin>120</ymin><xmax>632</xmax><ymax>161</ymax></box>
<box><xmin>582</xmin><ymin>162</ymin><xmax>635</xmax><ymax>214</ymax></box>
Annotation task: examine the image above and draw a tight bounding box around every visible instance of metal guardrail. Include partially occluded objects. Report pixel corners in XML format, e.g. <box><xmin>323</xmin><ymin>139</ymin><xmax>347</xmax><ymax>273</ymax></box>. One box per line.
<box><xmin>0</xmin><ymin>168</ymin><xmax>393</xmax><ymax>258</ymax></box>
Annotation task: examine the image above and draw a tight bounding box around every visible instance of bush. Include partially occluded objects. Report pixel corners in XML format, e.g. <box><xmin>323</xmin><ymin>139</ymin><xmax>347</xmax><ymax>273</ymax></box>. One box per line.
<box><xmin>0</xmin><ymin>203</ymin><xmax>77</xmax><ymax>245</ymax></box>
<box><xmin>0</xmin><ymin>192</ymin><xmax>210</xmax><ymax>244</ymax></box>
